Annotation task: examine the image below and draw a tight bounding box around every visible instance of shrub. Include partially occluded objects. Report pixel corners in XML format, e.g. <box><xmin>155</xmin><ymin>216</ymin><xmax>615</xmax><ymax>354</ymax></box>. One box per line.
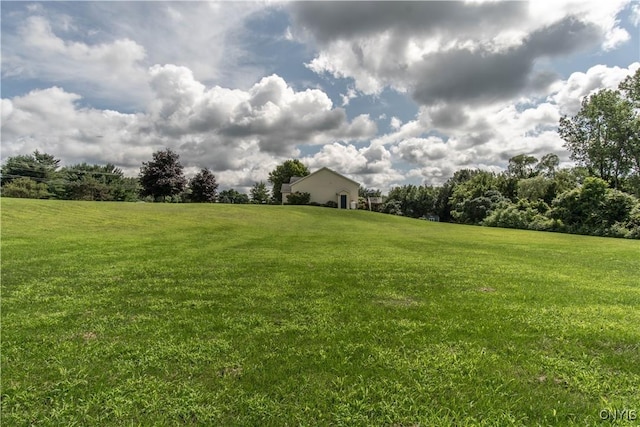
<box><xmin>324</xmin><ymin>200</ymin><xmax>338</xmax><ymax>208</ymax></box>
<box><xmin>1</xmin><ymin>178</ymin><xmax>51</xmax><ymax>199</ymax></box>
<box><xmin>286</xmin><ymin>192</ymin><xmax>310</xmax><ymax>205</ymax></box>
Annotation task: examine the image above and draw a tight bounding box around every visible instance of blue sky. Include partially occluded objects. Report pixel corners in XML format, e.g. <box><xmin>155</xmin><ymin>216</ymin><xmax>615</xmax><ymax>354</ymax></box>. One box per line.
<box><xmin>2</xmin><ymin>1</ymin><xmax>639</xmax><ymax>191</ymax></box>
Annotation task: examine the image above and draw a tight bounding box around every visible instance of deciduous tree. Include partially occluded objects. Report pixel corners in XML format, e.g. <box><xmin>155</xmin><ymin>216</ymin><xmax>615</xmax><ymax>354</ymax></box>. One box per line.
<box><xmin>219</xmin><ymin>189</ymin><xmax>249</xmax><ymax>204</ymax></box>
<box><xmin>507</xmin><ymin>154</ymin><xmax>538</xmax><ymax>179</ymax></box>
<box><xmin>558</xmin><ymin>89</ymin><xmax>635</xmax><ymax>189</ymax></box>
<box><xmin>139</xmin><ymin>149</ymin><xmax>187</xmax><ymax>201</ymax></box>
<box><xmin>189</xmin><ymin>168</ymin><xmax>219</xmax><ymax>202</ymax></box>
<box><xmin>268</xmin><ymin>160</ymin><xmax>309</xmax><ymax>203</ymax></box>
<box><xmin>250</xmin><ymin>181</ymin><xmax>269</xmax><ymax>204</ymax></box>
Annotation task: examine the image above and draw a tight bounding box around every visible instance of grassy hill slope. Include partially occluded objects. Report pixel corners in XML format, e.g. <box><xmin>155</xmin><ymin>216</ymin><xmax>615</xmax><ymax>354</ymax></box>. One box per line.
<box><xmin>2</xmin><ymin>199</ymin><xmax>639</xmax><ymax>425</ymax></box>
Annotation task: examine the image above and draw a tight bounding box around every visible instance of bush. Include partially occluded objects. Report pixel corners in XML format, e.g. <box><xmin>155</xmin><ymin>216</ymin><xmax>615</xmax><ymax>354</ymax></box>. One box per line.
<box><xmin>324</xmin><ymin>200</ymin><xmax>338</xmax><ymax>208</ymax></box>
<box><xmin>483</xmin><ymin>199</ymin><xmax>551</xmax><ymax>230</ymax></box>
<box><xmin>382</xmin><ymin>200</ymin><xmax>403</xmax><ymax>215</ymax></box>
<box><xmin>527</xmin><ymin>214</ymin><xmax>556</xmax><ymax>232</ymax></box>
<box><xmin>1</xmin><ymin>178</ymin><xmax>51</xmax><ymax>199</ymax></box>
<box><xmin>623</xmin><ymin>203</ymin><xmax>640</xmax><ymax>239</ymax></box>
<box><xmin>286</xmin><ymin>192</ymin><xmax>310</xmax><ymax>205</ymax></box>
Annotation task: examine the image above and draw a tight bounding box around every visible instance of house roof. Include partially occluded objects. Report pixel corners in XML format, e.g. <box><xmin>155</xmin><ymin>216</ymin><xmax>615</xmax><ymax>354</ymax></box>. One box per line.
<box><xmin>290</xmin><ymin>167</ymin><xmax>360</xmax><ymax>188</ymax></box>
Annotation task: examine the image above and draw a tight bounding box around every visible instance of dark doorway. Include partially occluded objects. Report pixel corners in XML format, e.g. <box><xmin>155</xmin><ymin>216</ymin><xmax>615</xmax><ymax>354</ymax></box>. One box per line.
<box><xmin>340</xmin><ymin>194</ymin><xmax>347</xmax><ymax>209</ymax></box>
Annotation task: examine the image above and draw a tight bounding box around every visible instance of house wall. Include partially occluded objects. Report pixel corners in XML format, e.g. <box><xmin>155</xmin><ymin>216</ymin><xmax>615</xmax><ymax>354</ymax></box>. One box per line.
<box><xmin>290</xmin><ymin>168</ymin><xmax>359</xmax><ymax>209</ymax></box>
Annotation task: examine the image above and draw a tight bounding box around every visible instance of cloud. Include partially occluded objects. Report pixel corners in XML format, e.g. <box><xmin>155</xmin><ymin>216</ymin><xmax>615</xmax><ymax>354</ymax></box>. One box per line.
<box><xmin>373</xmin><ymin>62</ymin><xmax>639</xmax><ymax>186</ymax></box>
<box><xmin>147</xmin><ymin>65</ymin><xmax>376</xmax><ymax>155</ymax></box>
<box><xmin>292</xmin><ymin>1</ymin><xmax>632</xmax><ymax>106</ymax></box>
<box><xmin>551</xmin><ymin>62</ymin><xmax>640</xmax><ymax>115</ymax></box>
<box><xmin>392</xmin><ymin>137</ymin><xmax>450</xmax><ymax>163</ymax></box>
<box><xmin>301</xmin><ymin>141</ymin><xmax>403</xmax><ymax>189</ymax></box>
<box><xmin>2</xmin><ymin>15</ymin><xmax>150</xmax><ymax>109</ymax></box>
<box><xmin>1</xmin><ymin>3</ymin><xmax>272</xmax><ymax>109</ymax></box>
<box><xmin>1</xmin><ymin>66</ymin><xmax>377</xmax><ymax>190</ymax></box>
<box><xmin>632</xmin><ymin>4</ymin><xmax>640</xmax><ymax>26</ymax></box>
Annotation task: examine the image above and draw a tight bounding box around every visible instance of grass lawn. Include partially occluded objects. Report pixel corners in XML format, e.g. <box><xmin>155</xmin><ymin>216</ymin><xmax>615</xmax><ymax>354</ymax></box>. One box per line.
<box><xmin>1</xmin><ymin>198</ymin><xmax>639</xmax><ymax>425</ymax></box>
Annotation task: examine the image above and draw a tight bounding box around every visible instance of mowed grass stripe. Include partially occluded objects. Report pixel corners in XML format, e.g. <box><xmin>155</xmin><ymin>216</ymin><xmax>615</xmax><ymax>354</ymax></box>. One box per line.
<box><xmin>1</xmin><ymin>198</ymin><xmax>639</xmax><ymax>425</ymax></box>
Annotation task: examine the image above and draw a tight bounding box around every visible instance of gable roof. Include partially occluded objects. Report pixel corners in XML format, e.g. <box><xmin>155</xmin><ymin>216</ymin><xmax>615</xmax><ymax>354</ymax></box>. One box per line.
<box><xmin>290</xmin><ymin>167</ymin><xmax>360</xmax><ymax>188</ymax></box>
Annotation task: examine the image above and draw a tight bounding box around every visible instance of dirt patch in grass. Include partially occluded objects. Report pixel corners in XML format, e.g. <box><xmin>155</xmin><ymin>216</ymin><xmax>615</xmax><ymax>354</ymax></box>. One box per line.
<box><xmin>218</xmin><ymin>365</ymin><xmax>243</xmax><ymax>378</ymax></box>
<box><xmin>479</xmin><ymin>287</ymin><xmax>496</xmax><ymax>292</ymax></box>
<box><xmin>377</xmin><ymin>296</ymin><xmax>419</xmax><ymax>307</ymax></box>
<box><xmin>81</xmin><ymin>331</ymin><xmax>98</xmax><ymax>341</ymax></box>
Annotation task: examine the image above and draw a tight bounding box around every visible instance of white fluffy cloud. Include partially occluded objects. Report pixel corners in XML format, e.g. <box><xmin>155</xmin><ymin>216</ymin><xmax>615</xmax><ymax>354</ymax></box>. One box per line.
<box><xmin>2</xmin><ymin>2</ymin><xmax>638</xmax><ymax>193</ymax></box>
<box><xmin>1</xmin><ymin>66</ymin><xmax>377</xmax><ymax>190</ymax></box>
<box><xmin>551</xmin><ymin>62</ymin><xmax>640</xmax><ymax>115</ymax></box>
<box><xmin>377</xmin><ymin>62</ymin><xmax>639</xmax><ymax>186</ymax></box>
<box><xmin>301</xmin><ymin>141</ymin><xmax>404</xmax><ymax>189</ymax></box>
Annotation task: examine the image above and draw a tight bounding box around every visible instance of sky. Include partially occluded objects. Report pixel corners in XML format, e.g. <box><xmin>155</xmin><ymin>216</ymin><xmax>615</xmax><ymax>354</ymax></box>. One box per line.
<box><xmin>2</xmin><ymin>1</ymin><xmax>640</xmax><ymax>192</ymax></box>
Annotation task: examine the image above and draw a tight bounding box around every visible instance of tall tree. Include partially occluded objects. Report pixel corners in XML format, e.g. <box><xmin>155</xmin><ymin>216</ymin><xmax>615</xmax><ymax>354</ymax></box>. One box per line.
<box><xmin>619</xmin><ymin>69</ymin><xmax>640</xmax><ymax>194</ymax></box>
<box><xmin>619</xmin><ymin>68</ymin><xmax>640</xmax><ymax>108</ymax></box>
<box><xmin>189</xmin><ymin>168</ymin><xmax>219</xmax><ymax>202</ymax></box>
<box><xmin>139</xmin><ymin>148</ymin><xmax>187</xmax><ymax>201</ymax></box>
<box><xmin>268</xmin><ymin>159</ymin><xmax>309</xmax><ymax>203</ymax></box>
<box><xmin>558</xmin><ymin>89</ymin><xmax>635</xmax><ymax>189</ymax></box>
<box><xmin>435</xmin><ymin>168</ymin><xmax>478</xmax><ymax>221</ymax></box>
<box><xmin>535</xmin><ymin>153</ymin><xmax>560</xmax><ymax>177</ymax></box>
<box><xmin>507</xmin><ymin>154</ymin><xmax>538</xmax><ymax>179</ymax></box>
<box><xmin>250</xmin><ymin>181</ymin><xmax>269</xmax><ymax>204</ymax></box>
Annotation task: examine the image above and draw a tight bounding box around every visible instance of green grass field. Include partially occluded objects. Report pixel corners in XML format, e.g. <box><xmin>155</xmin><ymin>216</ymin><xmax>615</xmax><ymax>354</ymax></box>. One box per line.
<box><xmin>2</xmin><ymin>198</ymin><xmax>639</xmax><ymax>426</ymax></box>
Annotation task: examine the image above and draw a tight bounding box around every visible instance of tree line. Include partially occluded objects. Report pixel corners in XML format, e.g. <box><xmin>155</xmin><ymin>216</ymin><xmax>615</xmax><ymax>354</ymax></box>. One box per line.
<box><xmin>0</xmin><ymin>149</ymin><xmax>266</xmax><ymax>204</ymax></box>
<box><xmin>378</xmin><ymin>69</ymin><xmax>640</xmax><ymax>239</ymax></box>
<box><xmin>0</xmin><ymin>149</ymin><xmax>312</xmax><ymax>205</ymax></box>
<box><xmin>2</xmin><ymin>70</ymin><xmax>638</xmax><ymax>238</ymax></box>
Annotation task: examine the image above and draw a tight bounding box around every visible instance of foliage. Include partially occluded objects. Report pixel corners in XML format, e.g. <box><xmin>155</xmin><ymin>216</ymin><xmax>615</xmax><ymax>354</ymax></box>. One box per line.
<box><xmin>516</xmin><ymin>175</ymin><xmax>553</xmax><ymax>202</ymax></box>
<box><xmin>2</xmin><ymin>199</ymin><xmax>639</xmax><ymax>425</ymax></box>
<box><xmin>435</xmin><ymin>169</ymin><xmax>479</xmax><ymax>221</ymax></box>
<box><xmin>0</xmin><ymin>154</ymin><xmax>140</xmax><ymax>201</ymax></box>
<box><xmin>358</xmin><ymin>186</ymin><xmax>382</xmax><ymax>198</ymax></box>
<box><xmin>535</xmin><ymin>153</ymin><xmax>560</xmax><ymax>177</ymax></box>
<box><xmin>384</xmin><ymin>185</ymin><xmax>438</xmax><ymax>218</ymax></box>
<box><xmin>139</xmin><ymin>149</ymin><xmax>187</xmax><ymax>202</ymax></box>
<box><xmin>0</xmin><ymin>177</ymin><xmax>51</xmax><ymax>199</ymax></box>
<box><xmin>0</xmin><ymin>150</ymin><xmax>60</xmax><ymax>186</ymax></box>
<box><xmin>267</xmin><ymin>159</ymin><xmax>309</xmax><ymax>203</ymax></box>
<box><xmin>549</xmin><ymin>177</ymin><xmax>638</xmax><ymax>237</ymax></box>
<box><xmin>559</xmin><ymin>86</ymin><xmax>637</xmax><ymax>190</ymax></box>
<box><xmin>507</xmin><ymin>154</ymin><xmax>538</xmax><ymax>179</ymax></box>
<box><xmin>324</xmin><ymin>200</ymin><xmax>338</xmax><ymax>208</ymax></box>
<box><xmin>60</xmin><ymin>163</ymin><xmax>138</xmax><ymax>201</ymax></box>
<box><xmin>382</xmin><ymin>199</ymin><xmax>403</xmax><ymax>215</ymax></box>
<box><xmin>483</xmin><ymin>199</ymin><xmax>553</xmax><ymax>231</ymax></box>
<box><xmin>286</xmin><ymin>191</ymin><xmax>310</xmax><ymax>205</ymax></box>
<box><xmin>624</xmin><ymin>202</ymin><xmax>640</xmax><ymax>238</ymax></box>
<box><xmin>188</xmin><ymin>168</ymin><xmax>219</xmax><ymax>203</ymax></box>
<box><xmin>450</xmin><ymin>172</ymin><xmax>503</xmax><ymax>224</ymax></box>
<box><xmin>250</xmin><ymin>181</ymin><xmax>270</xmax><ymax>204</ymax></box>
<box><xmin>218</xmin><ymin>189</ymin><xmax>249</xmax><ymax>204</ymax></box>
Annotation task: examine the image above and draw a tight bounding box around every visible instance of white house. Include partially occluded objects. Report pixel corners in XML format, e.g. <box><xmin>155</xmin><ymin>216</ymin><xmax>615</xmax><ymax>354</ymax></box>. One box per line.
<box><xmin>281</xmin><ymin>167</ymin><xmax>360</xmax><ymax>209</ymax></box>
